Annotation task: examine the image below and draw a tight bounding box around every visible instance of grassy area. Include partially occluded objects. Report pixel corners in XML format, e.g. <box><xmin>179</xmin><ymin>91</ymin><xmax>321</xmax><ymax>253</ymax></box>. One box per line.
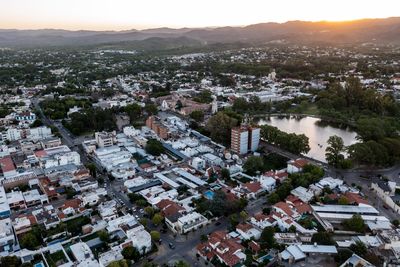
<box><xmin>45</xmin><ymin>250</ymin><xmax>68</xmax><ymax>267</ymax></box>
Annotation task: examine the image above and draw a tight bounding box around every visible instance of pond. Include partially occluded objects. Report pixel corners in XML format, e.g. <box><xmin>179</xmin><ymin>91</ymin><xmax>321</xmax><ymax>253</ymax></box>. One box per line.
<box><xmin>256</xmin><ymin>116</ymin><xmax>358</xmax><ymax>162</ymax></box>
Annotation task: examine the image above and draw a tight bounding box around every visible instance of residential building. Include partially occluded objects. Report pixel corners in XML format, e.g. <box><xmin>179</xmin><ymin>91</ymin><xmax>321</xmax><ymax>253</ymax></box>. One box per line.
<box><xmin>176</xmin><ymin>212</ymin><xmax>208</xmax><ymax>234</ymax></box>
<box><xmin>95</xmin><ymin>131</ymin><xmax>116</xmax><ymax>148</ymax></box>
<box><xmin>230</xmin><ymin>125</ymin><xmax>260</xmax><ymax>155</ymax></box>
<box><xmin>0</xmin><ymin>218</ymin><xmax>16</xmax><ymax>255</ymax></box>
<box><xmin>197</xmin><ymin>231</ymin><xmax>247</xmax><ymax>267</ymax></box>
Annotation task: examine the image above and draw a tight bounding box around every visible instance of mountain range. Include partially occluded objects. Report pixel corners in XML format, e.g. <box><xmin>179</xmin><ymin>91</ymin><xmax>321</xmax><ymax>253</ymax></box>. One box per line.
<box><xmin>1</xmin><ymin>17</ymin><xmax>400</xmax><ymax>48</ymax></box>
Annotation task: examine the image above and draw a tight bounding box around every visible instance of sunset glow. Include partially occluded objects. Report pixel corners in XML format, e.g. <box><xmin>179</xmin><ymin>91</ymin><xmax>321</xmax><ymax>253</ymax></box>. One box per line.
<box><xmin>1</xmin><ymin>0</ymin><xmax>399</xmax><ymax>30</ymax></box>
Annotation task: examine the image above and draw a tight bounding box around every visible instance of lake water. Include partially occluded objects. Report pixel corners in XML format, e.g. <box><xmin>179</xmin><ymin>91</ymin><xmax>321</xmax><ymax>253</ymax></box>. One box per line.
<box><xmin>256</xmin><ymin>116</ymin><xmax>358</xmax><ymax>162</ymax></box>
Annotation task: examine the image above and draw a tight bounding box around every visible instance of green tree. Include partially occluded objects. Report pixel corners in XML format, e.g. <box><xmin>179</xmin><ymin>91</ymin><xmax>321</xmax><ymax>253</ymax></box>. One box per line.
<box><xmin>125</xmin><ymin>103</ymin><xmax>142</xmax><ymax>123</ymax></box>
<box><xmin>189</xmin><ymin>110</ymin><xmax>204</xmax><ymax>122</ymax></box>
<box><xmin>260</xmin><ymin>227</ymin><xmax>276</xmax><ymax>249</ymax></box>
<box><xmin>144</xmin><ymin>207</ymin><xmax>155</xmax><ymax>217</ymax></box>
<box><xmin>20</xmin><ymin>232</ymin><xmax>41</xmax><ymax>250</ymax></box>
<box><xmin>334</xmin><ymin>248</ymin><xmax>353</xmax><ymax>265</ymax></box>
<box><xmin>349</xmin><ymin>241</ymin><xmax>368</xmax><ymax>257</ymax></box>
<box><xmin>144</xmin><ymin>104</ymin><xmax>158</xmax><ymax>115</ymax></box>
<box><xmin>311</xmin><ymin>232</ymin><xmax>334</xmax><ymax>245</ymax></box>
<box><xmin>342</xmin><ymin>215</ymin><xmax>365</xmax><ymax>233</ymax></box>
<box><xmin>86</xmin><ymin>163</ymin><xmax>97</xmax><ymax>179</ymax></box>
<box><xmin>108</xmin><ymin>260</ymin><xmax>129</xmax><ymax>267</ymax></box>
<box><xmin>98</xmin><ymin>230</ymin><xmax>110</xmax><ymax>243</ymax></box>
<box><xmin>206</xmin><ymin>112</ymin><xmax>238</xmax><ymax>146</ymax></box>
<box><xmin>121</xmin><ymin>246</ymin><xmax>141</xmax><ymax>261</ymax></box>
<box><xmin>193</xmin><ymin>90</ymin><xmax>213</xmax><ymax>104</ymax></box>
<box><xmin>267</xmin><ymin>192</ymin><xmax>280</xmax><ymax>204</ymax></box>
<box><xmin>0</xmin><ymin>256</ymin><xmax>21</xmax><ymax>267</ymax></box>
<box><xmin>338</xmin><ymin>196</ymin><xmax>349</xmax><ymax>205</ymax></box>
<box><xmin>150</xmin><ymin>231</ymin><xmax>160</xmax><ymax>241</ymax></box>
<box><xmin>243</xmin><ymin>156</ymin><xmax>264</xmax><ymax>176</ymax></box>
<box><xmin>239</xmin><ymin>211</ymin><xmax>248</xmax><ymax>222</ymax></box>
<box><xmin>200</xmin><ymin>234</ymin><xmax>208</xmax><ymax>243</ymax></box>
<box><xmin>229</xmin><ymin>214</ymin><xmax>239</xmax><ymax>228</ymax></box>
<box><xmin>325</xmin><ymin>135</ymin><xmax>345</xmax><ymax>168</ymax></box>
<box><xmin>220</xmin><ymin>168</ymin><xmax>231</xmax><ymax>180</ymax></box>
<box><xmin>145</xmin><ymin>139</ymin><xmax>165</xmax><ymax>156</ymax></box>
<box><xmin>152</xmin><ymin>213</ymin><xmax>164</xmax><ymax>226</ymax></box>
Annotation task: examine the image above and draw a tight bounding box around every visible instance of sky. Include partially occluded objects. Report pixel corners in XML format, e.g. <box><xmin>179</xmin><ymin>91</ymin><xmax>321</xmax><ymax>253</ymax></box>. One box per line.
<box><xmin>1</xmin><ymin>0</ymin><xmax>399</xmax><ymax>31</ymax></box>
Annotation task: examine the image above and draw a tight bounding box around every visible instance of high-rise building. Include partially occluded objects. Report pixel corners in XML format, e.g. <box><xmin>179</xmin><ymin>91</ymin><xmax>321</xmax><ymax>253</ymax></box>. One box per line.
<box><xmin>231</xmin><ymin>127</ymin><xmax>249</xmax><ymax>155</ymax></box>
<box><xmin>231</xmin><ymin>126</ymin><xmax>260</xmax><ymax>155</ymax></box>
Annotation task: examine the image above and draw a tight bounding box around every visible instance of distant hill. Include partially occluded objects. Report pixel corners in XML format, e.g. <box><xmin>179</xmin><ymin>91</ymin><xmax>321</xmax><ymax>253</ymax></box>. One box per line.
<box><xmin>1</xmin><ymin>17</ymin><xmax>400</xmax><ymax>48</ymax></box>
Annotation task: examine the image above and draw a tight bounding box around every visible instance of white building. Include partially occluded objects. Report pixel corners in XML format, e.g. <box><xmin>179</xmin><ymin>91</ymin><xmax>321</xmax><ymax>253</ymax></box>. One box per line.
<box><xmin>70</xmin><ymin>242</ymin><xmax>100</xmax><ymax>267</ymax></box>
<box><xmin>176</xmin><ymin>212</ymin><xmax>208</xmax><ymax>234</ymax></box>
<box><xmin>98</xmin><ymin>200</ymin><xmax>118</xmax><ymax>221</ymax></box>
<box><xmin>236</xmin><ymin>223</ymin><xmax>261</xmax><ymax>240</ymax></box>
<box><xmin>291</xmin><ymin>186</ymin><xmax>314</xmax><ymax>203</ymax></box>
<box><xmin>125</xmin><ymin>224</ymin><xmax>152</xmax><ymax>254</ymax></box>
<box><xmin>258</xmin><ymin>176</ymin><xmax>276</xmax><ymax>191</ymax></box>
<box><xmin>0</xmin><ymin>187</ymin><xmax>10</xmax><ymax>218</ymax></box>
<box><xmin>95</xmin><ymin>131</ymin><xmax>116</xmax><ymax>148</ymax></box>
<box><xmin>0</xmin><ymin>218</ymin><xmax>16</xmax><ymax>255</ymax></box>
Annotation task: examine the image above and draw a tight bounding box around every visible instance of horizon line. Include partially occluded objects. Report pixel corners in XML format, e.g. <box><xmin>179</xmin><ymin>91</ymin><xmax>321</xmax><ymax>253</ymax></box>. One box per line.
<box><xmin>1</xmin><ymin>16</ymin><xmax>398</xmax><ymax>32</ymax></box>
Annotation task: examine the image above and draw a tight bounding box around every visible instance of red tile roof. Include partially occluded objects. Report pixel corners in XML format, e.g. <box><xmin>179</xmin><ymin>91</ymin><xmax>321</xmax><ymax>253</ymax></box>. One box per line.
<box><xmin>294</xmin><ymin>203</ymin><xmax>312</xmax><ymax>214</ymax></box>
<box><xmin>244</xmin><ymin>182</ymin><xmax>262</xmax><ymax>193</ymax></box>
<box><xmin>344</xmin><ymin>192</ymin><xmax>369</xmax><ymax>205</ymax></box>
<box><xmin>34</xmin><ymin>150</ymin><xmax>47</xmax><ymax>158</ymax></box>
<box><xmin>156</xmin><ymin>199</ymin><xmax>185</xmax><ymax>217</ymax></box>
<box><xmin>0</xmin><ymin>156</ymin><xmax>15</xmax><ymax>173</ymax></box>
<box><xmin>290</xmin><ymin>158</ymin><xmax>309</xmax><ymax>169</ymax></box>
<box><xmin>274</xmin><ymin>201</ymin><xmax>294</xmax><ymax>217</ymax></box>
<box><xmin>236</xmin><ymin>223</ymin><xmax>253</xmax><ymax>232</ymax></box>
<box><xmin>249</xmin><ymin>240</ymin><xmax>261</xmax><ymax>253</ymax></box>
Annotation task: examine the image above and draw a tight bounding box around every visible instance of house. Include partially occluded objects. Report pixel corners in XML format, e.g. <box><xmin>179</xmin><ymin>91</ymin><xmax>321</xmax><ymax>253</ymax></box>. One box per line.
<box><xmin>317</xmin><ymin>177</ymin><xmax>344</xmax><ymax>190</ymax></box>
<box><xmin>339</xmin><ymin>254</ymin><xmax>375</xmax><ymax>267</ymax></box>
<box><xmin>250</xmin><ymin>212</ymin><xmax>274</xmax><ymax>229</ymax></box>
<box><xmin>15</xmin><ymin>112</ymin><xmax>36</xmax><ymax>124</ymax></box>
<box><xmin>0</xmin><ymin>156</ymin><xmax>17</xmax><ymax>179</ymax></box>
<box><xmin>6</xmin><ymin>190</ymin><xmax>26</xmax><ymax>210</ymax></box>
<box><xmin>234</xmin><ymin>181</ymin><xmax>264</xmax><ymax>199</ymax></box>
<box><xmin>0</xmin><ymin>218</ymin><xmax>16</xmax><ymax>255</ymax></box>
<box><xmin>280</xmin><ymin>244</ymin><xmax>337</xmax><ymax>263</ymax></box>
<box><xmin>156</xmin><ymin>199</ymin><xmax>184</xmax><ymax>216</ymax></box>
<box><xmin>236</xmin><ymin>223</ymin><xmax>261</xmax><ymax>240</ymax></box>
<box><xmin>59</xmin><ymin>199</ymin><xmax>83</xmax><ymax>216</ymax></box>
<box><xmin>258</xmin><ymin>175</ymin><xmax>276</xmax><ymax>191</ymax></box>
<box><xmin>262</xmin><ymin>170</ymin><xmax>288</xmax><ymax>183</ymax></box>
<box><xmin>176</xmin><ymin>212</ymin><xmax>208</xmax><ymax>234</ymax></box>
<box><xmin>343</xmin><ymin>192</ymin><xmax>369</xmax><ymax>205</ymax></box>
<box><xmin>291</xmin><ymin>186</ymin><xmax>314</xmax><ymax>203</ymax></box>
<box><xmin>70</xmin><ymin>242</ymin><xmax>100</xmax><ymax>267</ymax></box>
<box><xmin>197</xmin><ymin>231</ymin><xmax>247</xmax><ymax>267</ymax></box>
<box><xmin>124</xmin><ymin>224</ymin><xmax>152</xmax><ymax>254</ymax></box>
<box><xmin>98</xmin><ymin>200</ymin><xmax>118</xmax><ymax>221</ymax></box>
<box><xmin>0</xmin><ymin>187</ymin><xmax>10</xmax><ymax>218</ymax></box>
<box><xmin>273</xmin><ymin>201</ymin><xmax>298</xmax><ymax>219</ymax></box>
<box><xmin>287</xmin><ymin>158</ymin><xmax>309</xmax><ymax>174</ymax></box>
<box><xmin>13</xmin><ymin>215</ymin><xmax>36</xmax><ymax>235</ymax></box>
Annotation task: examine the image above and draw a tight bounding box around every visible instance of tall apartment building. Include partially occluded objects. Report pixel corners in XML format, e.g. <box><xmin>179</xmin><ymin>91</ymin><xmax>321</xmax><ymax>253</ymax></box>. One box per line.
<box><xmin>231</xmin><ymin>126</ymin><xmax>260</xmax><ymax>155</ymax></box>
<box><xmin>145</xmin><ymin>116</ymin><xmax>169</xmax><ymax>139</ymax></box>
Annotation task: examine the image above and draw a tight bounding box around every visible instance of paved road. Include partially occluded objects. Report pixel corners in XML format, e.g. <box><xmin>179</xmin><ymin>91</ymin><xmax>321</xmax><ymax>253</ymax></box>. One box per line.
<box><xmin>147</xmin><ymin>217</ymin><xmax>229</xmax><ymax>266</ymax></box>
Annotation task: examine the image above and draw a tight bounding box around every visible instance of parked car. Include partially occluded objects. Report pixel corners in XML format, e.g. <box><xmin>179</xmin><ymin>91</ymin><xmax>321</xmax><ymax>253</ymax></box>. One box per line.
<box><xmin>169</xmin><ymin>243</ymin><xmax>175</xmax><ymax>249</ymax></box>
